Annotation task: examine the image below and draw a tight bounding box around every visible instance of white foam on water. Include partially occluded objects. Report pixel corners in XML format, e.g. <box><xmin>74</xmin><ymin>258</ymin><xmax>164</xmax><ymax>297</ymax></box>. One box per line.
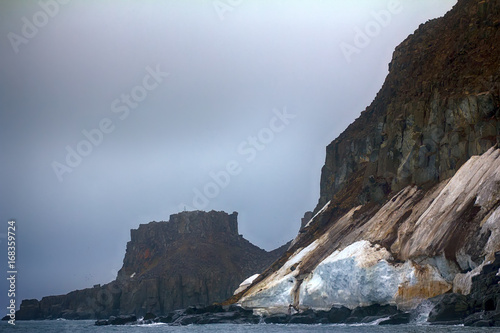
<box><xmin>411</xmin><ymin>300</ymin><xmax>434</xmax><ymax>325</ymax></box>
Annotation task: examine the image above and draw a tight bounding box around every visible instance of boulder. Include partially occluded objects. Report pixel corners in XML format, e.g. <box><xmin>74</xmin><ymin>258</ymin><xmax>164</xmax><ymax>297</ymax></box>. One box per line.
<box><xmin>427</xmin><ymin>293</ymin><xmax>469</xmax><ymax>323</ymax></box>
<box><xmin>348</xmin><ymin>304</ymin><xmax>399</xmax><ymax>322</ymax></box>
<box><xmin>264</xmin><ymin>313</ymin><xmax>289</xmax><ymax>324</ymax></box>
<box><xmin>186</xmin><ymin>304</ymin><xmax>224</xmax><ymax>315</ymax></box>
<box><xmin>224</xmin><ymin>304</ymin><xmax>253</xmax><ymax>315</ymax></box>
<box><xmin>197</xmin><ymin>311</ymin><xmax>240</xmax><ymax>324</ymax></box>
<box><xmin>108</xmin><ymin>314</ymin><xmax>137</xmax><ymax>325</ymax></box>
<box><xmin>174</xmin><ymin>314</ymin><xmax>202</xmax><ymax>326</ymax></box>
<box><xmin>289</xmin><ymin>313</ymin><xmax>317</xmax><ymax>324</ymax></box>
<box><xmin>471</xmin><ymin>320</ymin><xmax>493</xmax><ymax>327</ymax></box>
<box><xmin>157</xmin><ymin>314</ymin><xmax>175</xmax><ymax>323</ymax></box>
<box><xmin>327</xmin><ymin>306</ymin><xmax>351</xmax><ymax>323</ymax></box>
<box><xmin>95</xmin><ymin>319</ymin><xmax>109</xmax><ymax>326</ymax></box>
<box><xmin>143</xmin><ymin>312</ymin><xmax>156</xmax><ymax>320</ymax></box>
<box><xmin>464</xmin><ymin>311</ymin><xmax>500</xmax><ymax>327</ymax></box>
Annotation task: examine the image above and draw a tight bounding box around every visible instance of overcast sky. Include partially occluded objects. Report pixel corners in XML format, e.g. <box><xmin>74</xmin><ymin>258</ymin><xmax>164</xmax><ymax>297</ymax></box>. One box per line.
<box><xmin>0</xmin><ymin>0</ymin><xmax>457</xmax><ymax>308</ymax></box>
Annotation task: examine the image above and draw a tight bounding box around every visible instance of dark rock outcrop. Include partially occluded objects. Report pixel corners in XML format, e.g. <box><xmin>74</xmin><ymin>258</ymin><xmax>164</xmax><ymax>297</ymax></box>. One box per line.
<box><xmin>346</xmin><ymin>304</ymin><xmax>399</xmax><ymax>323</ymax></box>
<box><xmin>326</xmin><ymin>306</ymin><xmax>352</xmax><ymax>323</ymax></box>
<box><xmin>155</xmin><ymin>304</ymin><xmax>261</xmax><ymax>326</ymax></box>
<box><xmin>15</xmin><ymin>299</ymin><xmax>42</xmax><ymax>320</ymax></box>
<box><xmin>95</xmin><ymin>303</ymin><xmax>413</xmax><ymax>326</ymax></box>
<box><xmin>17</xmin><ymin>210</ymin><xmax>287</xmax><ymax>319</ymax></box>
<box><xmin>300</xmin><ymin>211</ymin><xmax>313</xmax><ymax>230</ymax></box>
<box><xmin>427</xmin><ymin>251</ymin><xmax>500</xmax><ymax>326</ymax></box>
<box><xmin>427</xmin><ymin>293</ymin><xmax>470</xmax><ymax>323</ymax></box>
<box><xmin>95</xmin><ymin>314</ymin><xmax>137</xmax><ymax>326</ymax></box>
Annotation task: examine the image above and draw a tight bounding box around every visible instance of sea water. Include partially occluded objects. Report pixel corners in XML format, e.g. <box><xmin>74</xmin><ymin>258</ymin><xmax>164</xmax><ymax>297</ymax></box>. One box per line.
<box><xmin>0</xmin><ymin>321</ymin><xmax>497</xmax><ymax>332</ymax></box>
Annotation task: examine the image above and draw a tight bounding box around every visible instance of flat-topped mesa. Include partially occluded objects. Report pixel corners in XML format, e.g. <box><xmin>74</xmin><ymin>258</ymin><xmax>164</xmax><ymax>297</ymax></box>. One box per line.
<box><xmin>128</xmin><ymin>211</ymin><xmax>238</xmax><ymax>244</ymax></box>
<box><xmin>117</xmin><ymin>210</ymin><xmax>240</xmax><ymax>281</ymax></box>
<box><xmin>169</xmin><ymin>210</ymin><xmax>238</xmax><ymax>236</ymax></box>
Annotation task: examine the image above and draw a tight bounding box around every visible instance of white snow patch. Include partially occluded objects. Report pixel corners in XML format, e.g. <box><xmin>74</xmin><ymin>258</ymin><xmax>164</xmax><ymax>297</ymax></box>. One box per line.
<box><xmin>241</xmin><ymin>274</ymin><xmax>260</xmax><ymax>286</ymax></box>
<box><xmin>283</xmin><ymin>239</ymin><xmax>320</xmax><ymax>272</ymax></box>
<box><xmin>234</xmin><ymin>274</ymin><xmax>260</xmax><ymax>295</ymax></box>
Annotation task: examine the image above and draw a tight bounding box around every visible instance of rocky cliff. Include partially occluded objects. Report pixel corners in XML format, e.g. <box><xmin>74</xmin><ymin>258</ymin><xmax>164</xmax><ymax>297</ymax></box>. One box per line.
<box><xmin>316</xmin><ymin>0</ymin><xmax>499</xmax><ymax>213</ymax></box>
<box><xmin>237</xmin><ymin>147</ymin><xmax>500</xmax><ymax>312</ymax></box>
<box><xmin>114</xmin><ymin>211</ymin><xmax>287</xmax><ymax>316</ymax></box>
<box><xmin>16</xmin><ymin>211</ymin><xmax>288</xmax><ymax>319</ymax></box>
<box><xmin>231</xmin><ymin>0</ymin><xmax>500</xmax><ymax>317</ymax></box>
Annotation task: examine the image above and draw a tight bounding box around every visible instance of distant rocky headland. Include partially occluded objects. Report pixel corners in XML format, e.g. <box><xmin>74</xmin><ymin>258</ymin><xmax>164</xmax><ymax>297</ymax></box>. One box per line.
<box><xmin>14</xmin><ymin>211</ymin><xmax>288</xmax><ymax>320</ymax></box>
<box><xmin>9</xmin><ymin>0</ymin><xmax>500</xmax><ymax>327</ymax></box>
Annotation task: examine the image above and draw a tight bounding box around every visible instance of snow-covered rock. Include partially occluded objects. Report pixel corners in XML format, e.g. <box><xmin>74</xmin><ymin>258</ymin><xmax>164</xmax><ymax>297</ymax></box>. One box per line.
<box><xmin>240</xmin><ymin>240</ymin><xmax>320</xmax><ymax>310</ymax></box>
<box><xmin>299</xmin><ymin>241</ymin><xmax>403</xmax><ymax>309</ymax></box>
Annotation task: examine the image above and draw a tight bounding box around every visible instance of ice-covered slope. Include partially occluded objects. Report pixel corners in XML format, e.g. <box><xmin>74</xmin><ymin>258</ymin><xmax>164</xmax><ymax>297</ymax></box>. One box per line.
<box><xmin>237</xmin><ymin>147</ymin><xmax>500</xmax><ymax>313</ymax></box>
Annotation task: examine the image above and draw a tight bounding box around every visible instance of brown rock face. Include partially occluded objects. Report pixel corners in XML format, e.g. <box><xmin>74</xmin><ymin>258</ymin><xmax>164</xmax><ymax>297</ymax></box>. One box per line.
<box><xmin>17</xmin><ymin>211</ymin><xmax>288</xmax><ymax>319</ymax></box>
<box><xmin>316</xmin><ymin>0</ymin><xmax>500</xmax><ymax>214</ymax></box>
<box><xmin>115</xmin><ymin>211</ymin><xmax>285</xmax><ymax>316</ymax></box>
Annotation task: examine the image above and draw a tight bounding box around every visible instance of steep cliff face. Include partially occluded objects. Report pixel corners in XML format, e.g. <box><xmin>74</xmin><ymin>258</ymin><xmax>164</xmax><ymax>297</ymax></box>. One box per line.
<box><xmin>232</xmin><ymin>0</ymin><xmax>500</xmax><ymax>314</ymax></box>
<box><xmin>115</xmin><ymin>211</ymin><xmax>285</xmax><ymax>316</ymax></box>
<box><xmin>238</xmin><ymin>148</ymin><xmax>500</xmax><ymax>312</ymax></box>
<box><xmin>16</xmin><ymin>211</ymin><xmax>287</xmax><ymax>319</ymax></box>
<box><xmin>317</xmin><ymin>0</ymin><xmax>500</xmax><ymax>213</ymax></box>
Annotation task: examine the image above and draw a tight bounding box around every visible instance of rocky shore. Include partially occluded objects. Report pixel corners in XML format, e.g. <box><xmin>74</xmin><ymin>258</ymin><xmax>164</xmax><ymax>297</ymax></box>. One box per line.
<box><xmin>93</xmin><ymin>250</ymin><xmax>500</xmax><ymax>327</ymax></box>
<box><xmin>94</xmin><ymin>303</ymin><xmax>411</xmax><ymax>326</ymax></box>
<box><xmin>425</xmin><ymin>251</ymin><xmax>500</xmax><ymax>327</ymax></box>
